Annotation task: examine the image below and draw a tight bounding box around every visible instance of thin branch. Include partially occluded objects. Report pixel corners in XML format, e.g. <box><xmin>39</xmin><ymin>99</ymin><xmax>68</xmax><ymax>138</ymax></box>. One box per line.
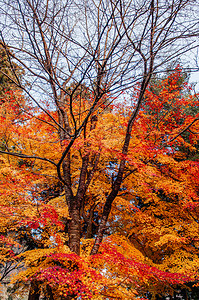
<box><xmin>0</xmin><ymin>150</ymin><xmax>57</xmax><ymax>166</ymax></box>
<box><xmin>169</xmin><ymin>118</ymin><xmax>199</xmax><ymax>142</ymax></box>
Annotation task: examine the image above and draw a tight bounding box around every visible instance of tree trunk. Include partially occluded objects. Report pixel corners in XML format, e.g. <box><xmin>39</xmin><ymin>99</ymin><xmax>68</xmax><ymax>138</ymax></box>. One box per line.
<box><xmin>62</xmin><ymin>156</ymin><xmax>81</xmax><ymax>255</ymax></box>
<box><xmin>28</xmin><ymin>281</ymin><xmax>40</xmax><ymax>300</ymax></box>
<box><xmin>46</xmin><ymin>285</ymin><xmax>54</xmax><ymax>300</ymax></box>
<box><xmin>68</xmin><ymin>206</ymin><xmax>81</xmax><ymax>255</ymax></box>
<box><xmin>173</xmin><ymin>291</ymin><xmax>177</xmax><ymax>300</ymax></box>
<box><xmin>181</xmin><ymin>289</ymin><xmax>189</xmax><ymax>300</ymax></box>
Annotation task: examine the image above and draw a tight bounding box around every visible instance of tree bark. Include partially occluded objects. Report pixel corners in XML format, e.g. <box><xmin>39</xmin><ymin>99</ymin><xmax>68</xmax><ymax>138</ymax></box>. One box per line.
<box><xmin>67</xmin><ymin>206</ymin><xmax>81</xmax><ymax>255</ymax></box>
<box><xmin>28</xmin><ymin>281</ymin><xmax>40</xmax><ymax>300</ymax></box>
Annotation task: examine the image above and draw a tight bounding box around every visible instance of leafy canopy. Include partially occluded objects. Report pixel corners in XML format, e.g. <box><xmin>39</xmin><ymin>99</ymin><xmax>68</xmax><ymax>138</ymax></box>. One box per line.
<box><xmin>0</xmin><ymin>68</ymin><xmax>199</xmax><ymax>299</ymax></box>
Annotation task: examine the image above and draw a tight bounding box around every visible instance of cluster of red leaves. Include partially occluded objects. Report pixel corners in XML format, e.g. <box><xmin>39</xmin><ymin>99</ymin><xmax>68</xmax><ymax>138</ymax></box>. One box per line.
<box><xmin>23</xmin><ymin>205</ymin><xmax>64</xmax><ymax>230</ymax></box>
<box><xmin>92</xmin><ymin>241</ymin><xmax>193</xmax><ymax>287</ymax></box>
<box><xmin>142</xmin><ymin>67</ymin><xmax>199</xmax><ymax>142</ymax></box>
<box><xmin>30</xmin><ymin>253</ymin><xmax>102</xmax><ymax>299</ymax></box>
<box><xmin>36</xmin><ymin>266</ymin><xmax>93</xmax><ymax>298</ymax></box>
<box><xmin>185</xmin><ymin>202</ymin><xmax>199</xmax><ymax>210</ymax></box>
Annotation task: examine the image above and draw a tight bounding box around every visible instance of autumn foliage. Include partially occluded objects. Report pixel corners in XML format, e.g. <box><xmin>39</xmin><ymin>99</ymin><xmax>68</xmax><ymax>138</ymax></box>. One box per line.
<box><xmin>0</xmin><ymin>68</ymin><xmax>199</xmax><ymax>299</ymax></box>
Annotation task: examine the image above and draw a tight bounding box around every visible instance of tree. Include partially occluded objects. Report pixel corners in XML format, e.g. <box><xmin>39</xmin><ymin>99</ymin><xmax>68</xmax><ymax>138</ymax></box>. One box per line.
<box><xmin>0</xmin><ymin>0</ymin><xmax>199</xmax><ymax>299</ymax></box>
<box><xmin>0</xmin><ymin>68</ymin><xmax>198</xmax><ymax>299</ymax></box>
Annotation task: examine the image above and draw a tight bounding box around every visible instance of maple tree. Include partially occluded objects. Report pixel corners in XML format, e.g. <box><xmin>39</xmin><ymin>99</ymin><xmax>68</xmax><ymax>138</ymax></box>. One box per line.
<box><xmin>0</xmin><ymin>66</ymin><xmax>199</xmax><ymax>299</ymax></box>
<box><xmin>0</xmin><ymin>0</ymin><xmax>199</xmax><ymax>299</ymax></box>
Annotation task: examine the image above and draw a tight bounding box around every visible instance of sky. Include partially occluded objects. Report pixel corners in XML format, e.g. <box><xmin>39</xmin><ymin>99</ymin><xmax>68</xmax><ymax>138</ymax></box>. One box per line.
<box><xmin>190</xmin><ymin>72</ymin><xmax>199</xmax><ymax>91</ymax></box>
